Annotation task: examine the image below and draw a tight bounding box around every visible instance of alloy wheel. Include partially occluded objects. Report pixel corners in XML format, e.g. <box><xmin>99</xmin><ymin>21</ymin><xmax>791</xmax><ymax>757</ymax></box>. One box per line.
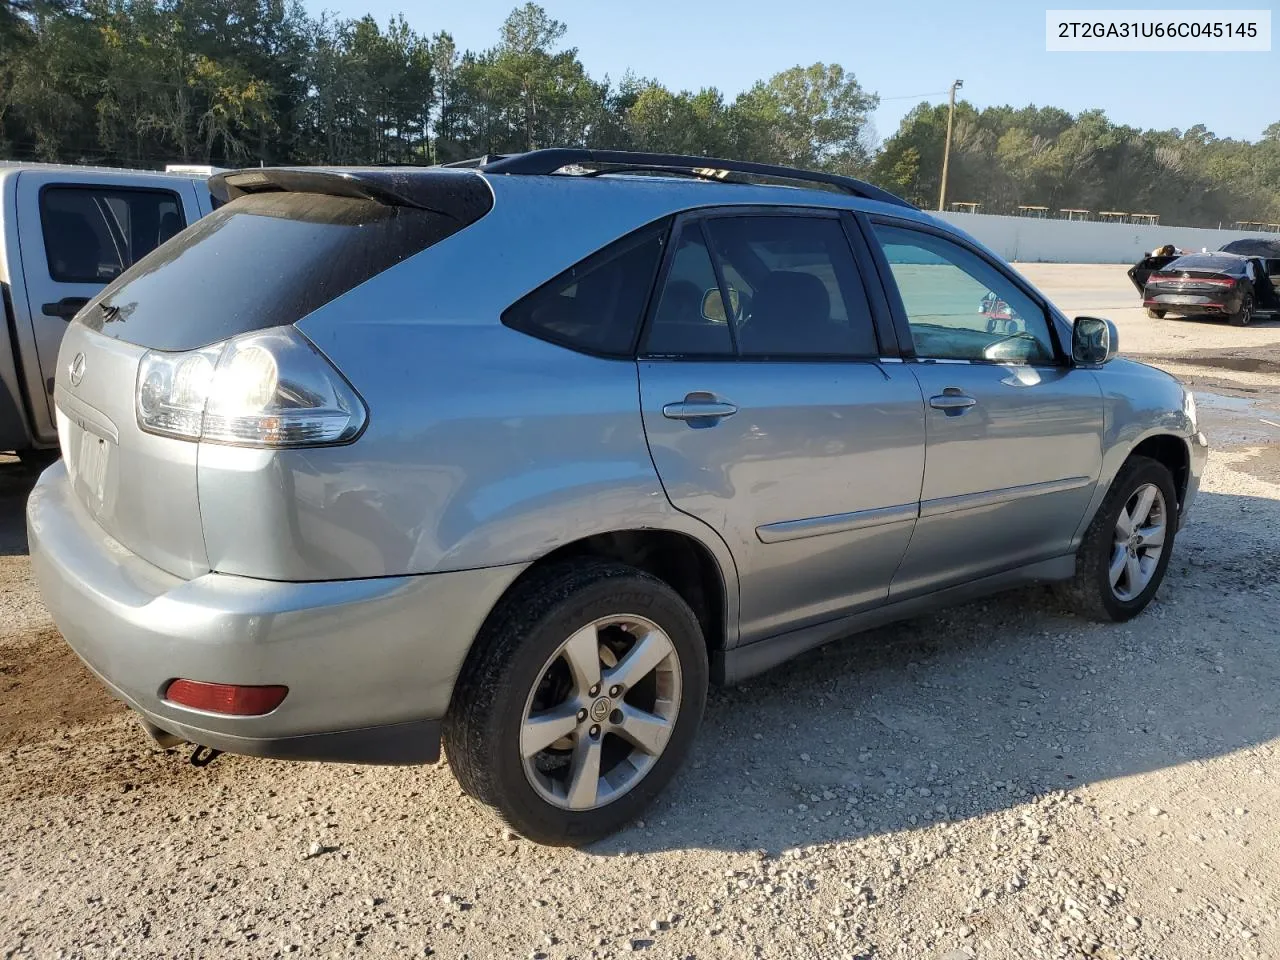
<box><xmin>1109</xmin><ymin>482</ymin><xmax>1168</xmax><ymax>602</ymax></box>
<box><xmin>519</xmin><ymin>615</ymin><xmax>682</xmax><ymax>811</ymax></box>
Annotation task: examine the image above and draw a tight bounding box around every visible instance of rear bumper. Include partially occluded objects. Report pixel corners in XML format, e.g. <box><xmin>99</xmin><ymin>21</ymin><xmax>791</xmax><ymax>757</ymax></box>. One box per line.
<box><xmin>132</xmin><ymin>701</ymin><xmax>444</xmax><ymax>764</ymax></box>
<box><xmin>1143</xmin><ymin>293</ymin><xmax>1235</xmax><ymax>314</ymax></box>
<box><xmin>27</xmin><ymin>462</ymin><xmax>527</xmax><ymax>765</ymax></box>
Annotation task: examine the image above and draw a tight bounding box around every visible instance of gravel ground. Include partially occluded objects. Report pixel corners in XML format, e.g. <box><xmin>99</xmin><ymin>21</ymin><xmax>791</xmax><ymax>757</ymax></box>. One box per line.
<box><xmin>2</xmin><ymin>263</ymin><xmax>1278</xmax><ymax>960</ymax></box>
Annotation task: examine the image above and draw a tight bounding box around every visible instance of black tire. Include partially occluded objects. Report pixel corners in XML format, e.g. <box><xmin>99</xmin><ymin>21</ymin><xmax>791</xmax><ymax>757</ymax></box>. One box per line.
<box><xmin>1228</xmin><ymin>293</ymin><xmax>1254</xmax><ymax>327</ymax></box>
<box><xmin>1145</xmin><ymin>308</ymin><xmax>1166</xmax><ymax>319</ymax></box>
<box><xmin>443</xmin><ymin>560</ymin><xmax>708</xmax><ymax>846</ymax></box>
<box><xmin>1055</xmin><ymin>456</ymin><xmax>1178</xmax><ymax>622</ymax></box>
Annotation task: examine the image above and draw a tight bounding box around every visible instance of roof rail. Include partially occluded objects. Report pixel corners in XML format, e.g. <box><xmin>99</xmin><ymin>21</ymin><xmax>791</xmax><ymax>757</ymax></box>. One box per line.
<box><xmin>440</xmin><ymin>155</ymin><xmax>511</xmax><ymax>169</ymax></box>
<box><xmin>451</xmin><ymin>149</ymin><xmax>915</xmax><ymax>209</ymax></box>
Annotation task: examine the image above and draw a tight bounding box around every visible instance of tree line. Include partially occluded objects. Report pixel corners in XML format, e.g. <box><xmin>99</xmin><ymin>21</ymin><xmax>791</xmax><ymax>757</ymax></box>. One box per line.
<box><xmin>3</xmin><ymin>0</ymin><xmax>1278</xmax><ymax>228</ymax></box>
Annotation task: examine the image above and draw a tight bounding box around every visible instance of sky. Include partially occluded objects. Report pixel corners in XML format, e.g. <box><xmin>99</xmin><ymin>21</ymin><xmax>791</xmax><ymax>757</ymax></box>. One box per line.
<box><xmin>309</xmin><ymin>0</ymin><xmax>1278</xmax><ymax>144</ymax></box>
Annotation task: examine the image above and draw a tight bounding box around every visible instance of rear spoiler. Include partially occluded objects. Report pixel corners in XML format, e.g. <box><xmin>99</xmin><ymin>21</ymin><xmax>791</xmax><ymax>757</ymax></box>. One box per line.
<box><xmin>209</xmin><ymin>168</ymin><xmax>493</xmax><ymax>223</ymax></box>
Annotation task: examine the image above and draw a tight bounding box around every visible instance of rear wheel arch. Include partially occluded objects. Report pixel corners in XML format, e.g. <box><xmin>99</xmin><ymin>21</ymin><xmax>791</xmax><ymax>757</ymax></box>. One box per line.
<box><xmin>506</xmin><ymin>529</ymin><xmax>730</xmax><ymax>656</ymax></box>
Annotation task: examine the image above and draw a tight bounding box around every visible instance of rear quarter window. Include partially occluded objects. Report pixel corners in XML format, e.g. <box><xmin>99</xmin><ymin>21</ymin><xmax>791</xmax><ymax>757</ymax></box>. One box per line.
<box><xmin>502</xmin><ymin>220</ymin><xmax>670</xmax><ymax>358</ymax></box>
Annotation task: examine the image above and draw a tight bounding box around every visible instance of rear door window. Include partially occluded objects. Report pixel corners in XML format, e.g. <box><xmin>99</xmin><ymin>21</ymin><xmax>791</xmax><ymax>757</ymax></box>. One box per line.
<box><xmin>502</xmin><ymin>220</ymin><xmax>669</xmax><ymax>357</ymax></box>
<box><xmin>40</xmin><ymin>186</ymin><xmax>185</xmax><ymax>284</ymax></box>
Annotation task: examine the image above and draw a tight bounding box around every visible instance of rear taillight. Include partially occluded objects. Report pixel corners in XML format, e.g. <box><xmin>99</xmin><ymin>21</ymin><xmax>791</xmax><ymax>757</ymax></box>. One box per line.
<box><xmin>164</xmin><ymin>679</ymin><xmax>288</xmax><ymax>715</ymax></box>
<box><xmin>136</xmin><ymin>327</ymin><xmax>366</xmax><ymax>447</ymax></box>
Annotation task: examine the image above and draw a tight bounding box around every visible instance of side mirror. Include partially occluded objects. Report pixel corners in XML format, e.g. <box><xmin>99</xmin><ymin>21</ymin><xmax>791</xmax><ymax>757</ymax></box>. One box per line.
<box><xmin>1072</xmin><ymin>316</ymin><xmax>1118</xmax><ymax>366</ymax></box>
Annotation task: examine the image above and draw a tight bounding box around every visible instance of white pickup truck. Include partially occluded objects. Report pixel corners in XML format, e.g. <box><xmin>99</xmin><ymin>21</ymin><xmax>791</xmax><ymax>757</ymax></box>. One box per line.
<box><xmin>1</xmin><ymin>163</ymin><xmax>216</xmax><ymax>465</ymax></box>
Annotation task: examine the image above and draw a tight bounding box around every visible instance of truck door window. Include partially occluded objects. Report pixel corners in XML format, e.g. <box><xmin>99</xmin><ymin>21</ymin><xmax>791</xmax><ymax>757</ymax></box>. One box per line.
<box><xmin>39</xmin><ymin>186</ymin><xmax>185</xmax><ymax>283</ymax></box>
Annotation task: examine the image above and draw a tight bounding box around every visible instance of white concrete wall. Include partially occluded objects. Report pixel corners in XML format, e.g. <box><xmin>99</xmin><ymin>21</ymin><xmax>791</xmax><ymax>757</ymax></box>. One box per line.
<box><xmin>933</xmin><ymin>211</ymin><xmax>1266</xmax><ymax>264</ymax></box>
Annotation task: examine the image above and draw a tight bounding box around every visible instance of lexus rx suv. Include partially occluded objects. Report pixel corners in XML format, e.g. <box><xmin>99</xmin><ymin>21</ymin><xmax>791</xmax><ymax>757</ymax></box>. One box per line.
<box><xmin>28</xmin><ymin>150</ymin><xmax>1207</xmax><ymax>845</ymax></box>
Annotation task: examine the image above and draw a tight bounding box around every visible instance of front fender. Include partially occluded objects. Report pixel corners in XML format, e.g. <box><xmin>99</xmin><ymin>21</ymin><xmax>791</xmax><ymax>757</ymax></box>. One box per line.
<box><xmin>1070</xmin><ymin>359</ymin><xmax>1206</xmax><ymax>546</ymax></box>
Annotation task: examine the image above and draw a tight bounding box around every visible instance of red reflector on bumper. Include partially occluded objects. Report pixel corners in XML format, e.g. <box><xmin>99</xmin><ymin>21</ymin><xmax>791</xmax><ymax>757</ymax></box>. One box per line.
<box><xmin>164</xmin><ymin>679</ymin><xmax>288</xmax><ymax>716</ymax></box>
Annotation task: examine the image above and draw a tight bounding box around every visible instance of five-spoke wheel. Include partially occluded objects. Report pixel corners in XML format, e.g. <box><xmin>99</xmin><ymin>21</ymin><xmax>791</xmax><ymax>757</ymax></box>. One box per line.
<box><xmin>444</xmin><ymin>561</ymin><xmax>707</xmax><ymax>846</ymax></box>
<box><xmin>1057</xmin><ymin>455</ymin><xmax>1179</xmax><ymax>621</ymax></box>
<box><xmin>520</xmin><ymin>615</ymin><xmax>681</xmax><ymax>811</ymax></box>
<box><xmin>1108</xmin><ymin>482</ymin><xmax>1167</xmax><ymax>602</ymax></box>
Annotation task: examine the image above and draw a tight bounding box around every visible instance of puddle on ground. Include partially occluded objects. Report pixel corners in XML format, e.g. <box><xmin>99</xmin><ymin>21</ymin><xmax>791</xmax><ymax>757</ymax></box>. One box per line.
<box><xmin>1194</xmin><ymin>391</ymin><xmax>1280</xmax><ymax>446</ymax></box>
<box><xmin>1191</xmin><ymin>355</ymin><xmax>1280</xmax><ymax>375</ymax></box>
<box><xmin>1195</xmin><ymin>392</ymin><xmax>1263</xmax><ymax>414</ymax></box>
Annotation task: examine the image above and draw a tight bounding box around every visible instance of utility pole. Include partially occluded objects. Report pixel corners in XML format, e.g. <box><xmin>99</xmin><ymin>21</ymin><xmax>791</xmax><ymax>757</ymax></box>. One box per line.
<box><xmin>938</xmin><ymin>78</ymin><xmax>963</xmax><ymax>212</ymax></box>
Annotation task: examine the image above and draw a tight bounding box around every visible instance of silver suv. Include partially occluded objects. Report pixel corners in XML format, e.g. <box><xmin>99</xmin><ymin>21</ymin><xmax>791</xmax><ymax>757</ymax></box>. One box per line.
<box><xmin>28</xmin><ymin>150</ymin><xmax>1207</xmax><ymax>845</ymax></box>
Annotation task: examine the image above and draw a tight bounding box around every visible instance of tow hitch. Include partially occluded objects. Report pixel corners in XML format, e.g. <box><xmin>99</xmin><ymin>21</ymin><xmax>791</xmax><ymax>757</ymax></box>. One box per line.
<box><xmin>190</xmin><ymin>745</ymin><xmax>223</xmax><ymax>767</ymax></box>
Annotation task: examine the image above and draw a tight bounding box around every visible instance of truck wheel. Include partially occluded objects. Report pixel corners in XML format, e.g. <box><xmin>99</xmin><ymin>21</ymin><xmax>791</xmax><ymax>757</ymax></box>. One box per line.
<box><xmin>1228</xmin><ymin>294</ymin><xmax>1254</xmax><ymax>327</ymax></box>
<box><xmin>443</xmin><ymin>560</ymin><xmax>708</xmax><ymax>846</ymax></box>
<box><xmin>1055</xmin><ymin>456</ymin><xmax>1178</xmax><ymax>623</ymax></box>
<box><xmin>1145</xmin><ymin>308</ymin><xmax>1166</xmax><ymax>319</ymax></box>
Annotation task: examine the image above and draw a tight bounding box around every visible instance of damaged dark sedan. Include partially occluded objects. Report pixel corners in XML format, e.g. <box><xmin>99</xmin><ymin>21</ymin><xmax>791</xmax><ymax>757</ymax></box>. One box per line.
<box><xmin>1132</xmin><ymin>252</ymin><xmax>1279</xmax><ymax>326</ymax></box>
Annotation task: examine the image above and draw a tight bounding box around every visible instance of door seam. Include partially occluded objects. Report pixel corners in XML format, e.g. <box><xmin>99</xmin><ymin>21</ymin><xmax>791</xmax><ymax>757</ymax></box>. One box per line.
<box><xmin>884</xmin><ymin>360</ymin><xmax>929</xmax><ymax>589</ymax></box>
<box><xmin>631</xmin><ymin>360</ymin><xmax>743</xmax><ymax>645</ymax></box>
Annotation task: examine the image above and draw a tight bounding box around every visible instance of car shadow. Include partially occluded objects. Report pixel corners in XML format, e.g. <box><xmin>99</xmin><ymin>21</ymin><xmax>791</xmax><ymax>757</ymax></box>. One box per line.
<box><xmin>589</xmin><ymin>488</ymin><xmax>1280</xmax><ymax>856</ymax></box>
<box><xmin>0</xmin><ymin>459</ymin><xmax>37</xmax><ymax>556</ymax></box>
<box><xmin>3</xmin><ymin>463</ymin><xmax>1276</xmax><ymax>856</ymax></box>
<box><xmin>1162</xmin><ymin>312</ymin><xmax>1280</xmax><ymax>328</ymax></box>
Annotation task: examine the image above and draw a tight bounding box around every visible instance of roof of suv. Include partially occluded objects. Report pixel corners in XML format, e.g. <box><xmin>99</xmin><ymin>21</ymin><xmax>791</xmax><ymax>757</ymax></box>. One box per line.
<box><xmin>442</xmin><ymin>149</ymin><xmax>914</xmax><ymax>208</ymax></box>
<box><xmin>210</xmin><ymin>149</ymin><xmax>919</xmax><ymax>218</ymax></box>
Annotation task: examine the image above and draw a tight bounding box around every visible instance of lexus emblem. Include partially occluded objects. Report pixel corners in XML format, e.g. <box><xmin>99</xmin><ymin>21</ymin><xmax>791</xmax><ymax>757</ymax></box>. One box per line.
<box><xmin>68</xmin><ymin>352</ymin><xmax>86</xmax><ymax>387</ymax></box>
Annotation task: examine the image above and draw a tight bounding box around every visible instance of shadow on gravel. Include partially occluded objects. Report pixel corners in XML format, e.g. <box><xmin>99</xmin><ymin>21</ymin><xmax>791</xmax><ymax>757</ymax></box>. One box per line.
<box><xmin>592</xmin><ymin>489</ymin><xmax>1280</xmax><ymax>856</ymax></box>
<box><xmin>1159</xmin><ymin>314</ymin><xmax>1280</xmax><ymax>330</ymax></box>
<box><xmin>2</xmin><ymin>470</ymin><xmax>1277</xmax><ymax>856</ymax></box>
<box><xmin>0</xmin><ymin>460</ymin><xmax>37</xmax><ymax>556</ymax></box>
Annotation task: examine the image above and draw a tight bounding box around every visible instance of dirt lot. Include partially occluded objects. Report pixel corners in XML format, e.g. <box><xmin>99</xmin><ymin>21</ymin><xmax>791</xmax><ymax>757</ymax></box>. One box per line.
<box><xmin>2</xmin><ymin>263</ymin><xmax>1278</xmax><ymax>960</ymax></box>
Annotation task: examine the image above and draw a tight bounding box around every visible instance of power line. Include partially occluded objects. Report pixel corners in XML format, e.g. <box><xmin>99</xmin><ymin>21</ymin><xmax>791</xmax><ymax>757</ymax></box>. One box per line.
<box><xmin>877</xmin><ymin>90</ymin><xmax>950</xmax><ymax>102</ymax></box>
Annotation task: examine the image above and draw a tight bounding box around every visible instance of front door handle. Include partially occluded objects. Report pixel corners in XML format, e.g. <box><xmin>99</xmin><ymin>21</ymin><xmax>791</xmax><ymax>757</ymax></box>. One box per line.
<box><xmin>662</xmin><ymin>394</ymin><xmax>739</xmax><ymax>422</ymax></box>
<box><xmin>929</xmin><ymin>392</ymin><xmax>977</xmax><ymax>412</ymax></box>
<box><xmin>42</xmin><ymin>297</ymin><xmax>90</xmax><ymax>321</ymax></box>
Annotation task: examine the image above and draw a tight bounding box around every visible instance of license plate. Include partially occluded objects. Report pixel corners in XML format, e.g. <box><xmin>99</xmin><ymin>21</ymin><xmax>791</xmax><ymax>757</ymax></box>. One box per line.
<box><xmin>76</xmin><ymin>429</ymin><xmax>111</xmax><ymax>505</ymax></box>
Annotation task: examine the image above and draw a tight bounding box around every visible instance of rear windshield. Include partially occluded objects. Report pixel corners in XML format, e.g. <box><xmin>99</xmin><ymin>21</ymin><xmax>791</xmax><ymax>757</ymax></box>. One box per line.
<box><xmin>85</xmin><ymin>190</ymin><xmax>488</xmax><ymax>351</ymax></box>
<box><xmin>1166</xmin><ymin>255</ymin><xmax>1241</xmax><ymax>272</ymax></box>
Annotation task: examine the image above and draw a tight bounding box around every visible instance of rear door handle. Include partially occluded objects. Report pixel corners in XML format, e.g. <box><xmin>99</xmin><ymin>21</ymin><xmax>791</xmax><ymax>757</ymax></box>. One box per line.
<box><xmin>929</xmin><ymin>393</ymin><xmax>977</xmax><ymax>412</ymax></box>
<box><xmin>662</xmin><ymin>396</ymin><xmax>739</xmax><ymax>422</ymax></box>
<box><xmin>42</xmin><ymin>297</ymin><xmax>90</xmax><ymax>321</ymax></box>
